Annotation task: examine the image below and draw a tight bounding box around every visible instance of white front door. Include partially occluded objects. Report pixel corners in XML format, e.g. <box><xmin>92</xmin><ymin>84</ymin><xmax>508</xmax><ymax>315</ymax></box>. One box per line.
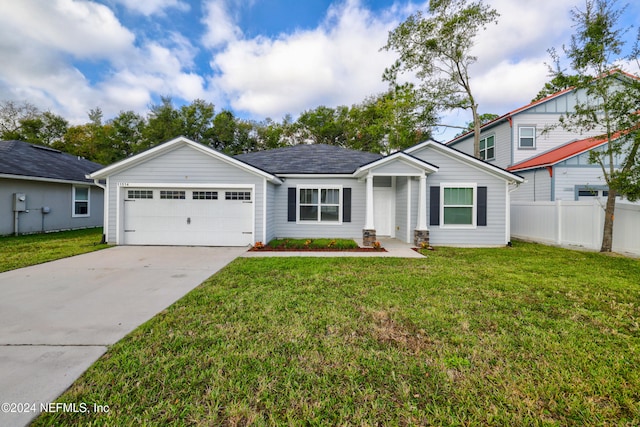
<box><xmin>374</xmin><ymin>186</ymin><xmax>394</xmax><ymax>236</ymax></box>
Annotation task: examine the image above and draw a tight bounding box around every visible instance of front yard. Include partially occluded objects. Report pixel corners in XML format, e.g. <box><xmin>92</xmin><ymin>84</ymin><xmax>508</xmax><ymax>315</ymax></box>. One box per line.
<box><xmin>33</xmin><ymin>242</ymin><xmax>640</xmax><ymax>426</ymax></box>
<box><xmin>0</xmin><ymin>228</ymin><xmax>107</xmax><ymax>272</ymax></box>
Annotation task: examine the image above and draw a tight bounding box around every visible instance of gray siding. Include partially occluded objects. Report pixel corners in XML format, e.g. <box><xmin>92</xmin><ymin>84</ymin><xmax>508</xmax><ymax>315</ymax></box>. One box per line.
<box><xmin>265</xmin><ymin>181</ymin><xmax>277</xmax><ymax>243</ymax></box>
<box><xmin>447</xmin><ymin>121</ymin><xmax>512</xmax><ymax>168</ymax></box>
<box><xmin>1</xmin><ymin>178</ymin><xmax>103</xmax><ymax>235</ymax></box>
<box><xmin>412</xmin><ymin>147</ymin><xmax>509</xmax><ymax>246</ymax></box>
<box><xmin>105</xmin><ymin>145</ymin><xmax>266</xmax><ymax>243</ymax></box>
<box><xmin>510</xmin><ymin>169</ymin><xmax>552</xmax><ymax>202</ymax></box>
<box><xmin>273</xmin><ymin>177</ymin><xmax>365</xmax><ymax>240</ymax></box>
<box><xmin>554</xmin><ymin>164</ymin><xmax>607</xmax><ymax>201</ymax></box>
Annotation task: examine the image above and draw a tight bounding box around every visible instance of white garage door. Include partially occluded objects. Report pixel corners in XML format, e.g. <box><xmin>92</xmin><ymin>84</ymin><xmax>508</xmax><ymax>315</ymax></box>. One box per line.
<box><xmin>122</xmin><ymin>188</ymin><xmax>253</xmax><ymax>246</ymax></box>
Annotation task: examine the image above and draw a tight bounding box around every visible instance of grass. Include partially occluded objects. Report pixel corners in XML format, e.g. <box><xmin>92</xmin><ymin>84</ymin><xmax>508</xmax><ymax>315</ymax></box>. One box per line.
<box><xmin>34</xmin><ymin>241</ymin><xmax>640</xmax><ymax>426</ymax></box>
<box><xmin>0</xmin><ymin>228</ymin><xmax>108</xmax><ymax>272</ymax></box>
<box><xmin>264</xmin><ymin>238</ymin><xmax>360</xmax><ymax>250</ymax></box>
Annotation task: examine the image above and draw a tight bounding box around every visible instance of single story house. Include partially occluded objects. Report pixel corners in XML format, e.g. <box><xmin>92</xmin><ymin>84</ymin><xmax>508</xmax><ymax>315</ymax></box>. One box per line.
<box><xmin>88</xmin><ymin>136</ymin><xmax>524</xmax><ymax>247</ymax></box>
<box><xmin>0</xmin><ymin>140</ymin><xmax>104</xmax><ymax>235</ymax></box>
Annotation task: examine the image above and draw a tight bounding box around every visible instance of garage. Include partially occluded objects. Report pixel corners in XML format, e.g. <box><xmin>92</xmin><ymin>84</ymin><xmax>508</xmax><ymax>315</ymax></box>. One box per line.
<box><xmin>121</xmin><ymin>187</ymin><xmax>254</xmax><ymax>246</ymax></box>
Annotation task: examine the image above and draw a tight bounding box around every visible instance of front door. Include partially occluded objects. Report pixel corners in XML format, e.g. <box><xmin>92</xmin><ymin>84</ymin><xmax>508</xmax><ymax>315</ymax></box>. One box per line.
<box><xmin>374</xmin><ymin>186</ymin><xmax>394</xmax><ymax>237</ymax></box>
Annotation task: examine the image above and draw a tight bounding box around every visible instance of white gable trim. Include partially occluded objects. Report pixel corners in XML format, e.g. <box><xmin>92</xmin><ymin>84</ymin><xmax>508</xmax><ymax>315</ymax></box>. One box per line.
<box><xmin>88</xmin><ymin>136</ymin><xmax>282</xmax><ymax>184</ymax></box>
<box><xmin>406</xmin><ymin>140</ymin><xmax>524</xmax><ymax>184</ymax></box>
<box><xmin>353</xmin><ymin>151</ymin><xmax>438</xmax><ymax>177</ymax></box>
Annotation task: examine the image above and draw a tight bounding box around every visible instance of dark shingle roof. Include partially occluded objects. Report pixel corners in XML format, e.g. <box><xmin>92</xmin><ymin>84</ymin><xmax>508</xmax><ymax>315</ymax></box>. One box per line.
<box><xmin>234</xmin><ymin>144</ymin><xmax>382</xmax><ymax>174</ymax></box>
<box><xmin>0</xmin><ymin>140</ymin><xmax>103</xmax><ymax>183</ymax></box>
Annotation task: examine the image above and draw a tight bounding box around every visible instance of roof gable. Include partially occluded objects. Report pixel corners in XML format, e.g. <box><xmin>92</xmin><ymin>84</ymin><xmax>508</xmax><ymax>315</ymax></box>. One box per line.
<box><xmin>406</xmin><ymin>139</ymin><xmax>524</xmax><ymax>183</ymax></box>
<box><xmin>89</xmin><ymin>136</ymin><xmax>281</xmax><ymax>183</ymax></box>
<box><xmin>234</xmin><ymin>144</ymin><xmax>382</xmax><ymax>174</ymax></box>
<box><xmin>354</xmin><ymin>151</ymin><xmax>438</xmax><ymax>177</ymax></box>
<box><xmin>0</xmin><ymin>140</ymin><xmax>103</xmax><ymax>184</ymax></box>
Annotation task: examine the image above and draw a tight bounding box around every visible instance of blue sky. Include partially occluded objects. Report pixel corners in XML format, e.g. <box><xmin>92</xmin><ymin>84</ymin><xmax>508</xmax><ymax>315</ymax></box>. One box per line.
<box><xmin>0</xmin><ymin>0</ymin><xmax>638</xmax><ymax>143</ymax></box>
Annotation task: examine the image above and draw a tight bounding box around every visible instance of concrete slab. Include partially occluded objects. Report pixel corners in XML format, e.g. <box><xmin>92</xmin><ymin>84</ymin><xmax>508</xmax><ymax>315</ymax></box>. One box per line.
<box><xmin>0</xmin><ymin>245</ymin><xmax>246</xmax><ymax>427</ymax></box>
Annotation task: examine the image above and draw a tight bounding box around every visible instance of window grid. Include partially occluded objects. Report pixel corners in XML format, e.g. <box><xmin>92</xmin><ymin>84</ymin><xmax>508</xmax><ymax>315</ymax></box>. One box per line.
<box><xmin>193</xmin><ymin>191</ymin><xmax>218</xmax><ymax>200</ymax></box>
<box><xmin>480</xmin><ymin>135</ymin><xmax>495</xmax><ymax>160</ymax></box>
<box><xmin>73</xmin><ymin>186</ymin><xmax>89</xmax><ymax>216</ymax></box>
<box><xmin>519</xmin><ymin>126</ymin><xmax>536</xmax><ymax>148</ymax></box>
<box><xmin>225</xmin><ymin>191</ymin><xmax>251</xmax><ymax>201</ymax></box>
<box><xmin>160</xmin><ymin>190</ymin><xmax>185</xmax><ymax>200</ymax></box>
<box><xmin>299</xmin><ymin>188</ymin><xmax>340</xmax><ymax>222</ymax></box>
<box><xmin>442</xmin><ymin>187</ymin><xmax>474</xmax><ymax>226</ymax></box>
<box><xmin>127</xmin><ymin>190</ymin><xmax>153</xmax><ymax>199</ymax></box>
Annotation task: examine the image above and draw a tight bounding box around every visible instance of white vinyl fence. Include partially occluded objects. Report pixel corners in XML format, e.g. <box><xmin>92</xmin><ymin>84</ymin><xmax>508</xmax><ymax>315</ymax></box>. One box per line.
<box><xmin>511</xmin><ymin>200</ymin><xmax>640</xmax><ymax>256</ymax></box>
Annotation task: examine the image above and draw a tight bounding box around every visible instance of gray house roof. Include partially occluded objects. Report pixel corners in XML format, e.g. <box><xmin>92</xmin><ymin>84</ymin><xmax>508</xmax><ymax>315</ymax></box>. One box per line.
<box><xmin>234</xmin><ymin>144</ymin><xmax>383</xmax><ymax>174</ymax></box>
<box><xmin>0</xmin><ymin>140</ymin><xmax>103</xmax><ymax>184</ymax></box>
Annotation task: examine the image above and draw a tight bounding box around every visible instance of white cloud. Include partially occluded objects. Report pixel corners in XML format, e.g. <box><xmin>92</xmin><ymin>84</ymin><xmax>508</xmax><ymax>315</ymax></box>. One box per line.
<box><xmin>208</xmin><ymin>0</ymin><xmax>405</xmax><ymax>119</ymax></box>
<box><xmin>111</xmin><ymin>0</ymin><xmax>190</xmax><ymax>16</ymax></box>
<box><xmin>201</xmin><ymin>0</ymin><xmax>243</xmax><ymax>48</ymax></box>
<box><xmin>0</xmin><ymin>0</ymin><xmax>134</xmax><ymax>58</ymax></box>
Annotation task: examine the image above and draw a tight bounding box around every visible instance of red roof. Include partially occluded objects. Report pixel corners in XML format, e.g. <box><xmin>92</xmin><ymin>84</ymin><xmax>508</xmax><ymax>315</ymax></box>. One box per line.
<box><xmin>507</xmin><ymin>133</ymin><xmax>617</xmax><ymax>172</ymax></box>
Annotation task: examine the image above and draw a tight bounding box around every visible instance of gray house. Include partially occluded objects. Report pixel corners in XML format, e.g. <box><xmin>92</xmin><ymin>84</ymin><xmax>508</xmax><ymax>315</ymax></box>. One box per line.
<box><xmin>88</xmin><ymin>136</ymin><xmax>524</xmax><ymax>247</ymax></box>
<box><xmin>1</xmin><ymin>140</ymin><xmax>104</xmax><ymax>235</ymax></box>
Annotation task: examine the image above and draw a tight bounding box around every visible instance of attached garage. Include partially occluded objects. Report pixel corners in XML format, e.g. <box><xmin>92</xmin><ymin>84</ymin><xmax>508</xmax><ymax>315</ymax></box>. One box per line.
<box><xmin>88</xmin><ymin>137</ymin><xmax>282</xmax><ymax>247</ymax></box>
<box><xmin>121</xmin><ymin>187</ymin><xmax>254</xmax><ymax>246</ymax></box>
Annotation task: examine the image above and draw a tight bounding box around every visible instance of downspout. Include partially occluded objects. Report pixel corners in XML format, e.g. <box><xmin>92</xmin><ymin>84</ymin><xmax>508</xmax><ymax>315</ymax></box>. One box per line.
<box><xmin>508</xmin><ymin>116</ymin><xmax>514</xmax><ymax>167</ymax></box>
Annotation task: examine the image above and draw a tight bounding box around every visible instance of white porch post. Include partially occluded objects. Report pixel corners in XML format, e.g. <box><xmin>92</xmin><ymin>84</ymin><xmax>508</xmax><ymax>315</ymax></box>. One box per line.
<box><xmin>364</xmin><ymin>173</ymin><xmax>375</xmax><ymax>230</ymax></box>
<box><xmin>417</xmin><ymin>173</ymin><xmax>428</xmax><ymax>230</ymax></box>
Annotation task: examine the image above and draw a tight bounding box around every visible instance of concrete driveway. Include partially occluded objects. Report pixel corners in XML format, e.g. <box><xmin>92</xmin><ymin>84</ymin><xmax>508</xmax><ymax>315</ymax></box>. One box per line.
<box><xmin>0</xmin><ymin>245</ymin><xmax>246</xmax><ymax>427</ymax></box>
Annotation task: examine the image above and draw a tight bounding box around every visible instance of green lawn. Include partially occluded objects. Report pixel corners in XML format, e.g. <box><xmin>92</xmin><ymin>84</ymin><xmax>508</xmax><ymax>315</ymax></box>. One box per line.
<box><xmin>34</xmin><ymin>242</ymin><xmax>639</xmax><ymax>426</ymax></box>
<box><xmin>0</xmin><ymin>228</ymin><xmax>108</xmax><ymax>272</ymax></box>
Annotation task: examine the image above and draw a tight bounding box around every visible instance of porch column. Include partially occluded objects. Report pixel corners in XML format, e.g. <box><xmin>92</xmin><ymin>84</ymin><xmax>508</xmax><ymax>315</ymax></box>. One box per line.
<box><xmin>364</xmin><ymin>173</ymin><xmax>374</xmax><ymax>229</ymax></box>
<box><xmin>414</xmin><ymin>173</ymin><xmax>430</xmax><ymax>247</ymax></box>
<box><xmin>363</xmin><ymin>173</ymin><xmax>376</xmax><ymax>246</ymax></box>
<box><xmin>417</xmin><ymin>173</ymin><xmax>428</xmax><ymax>230</ymax></box>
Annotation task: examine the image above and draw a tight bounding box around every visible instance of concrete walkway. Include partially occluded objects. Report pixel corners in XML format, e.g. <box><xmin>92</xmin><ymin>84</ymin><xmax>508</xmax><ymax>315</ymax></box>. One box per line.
<box><xmin>0</xmin><ymin>246</ymin><xmax>246</xmax><ymax>427</ymax></box>
<box><xmin>242</xmin><ymin>237</ymin><xmax>424</xmax><ymax>258</ymax></box>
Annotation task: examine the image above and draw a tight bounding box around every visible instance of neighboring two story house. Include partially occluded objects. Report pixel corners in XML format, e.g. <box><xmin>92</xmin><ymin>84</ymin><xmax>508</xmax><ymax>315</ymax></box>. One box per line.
<box><xmin>447</xmin><ymin>72</ymin><xmax>634</xmax><ymax>202</ymax></box>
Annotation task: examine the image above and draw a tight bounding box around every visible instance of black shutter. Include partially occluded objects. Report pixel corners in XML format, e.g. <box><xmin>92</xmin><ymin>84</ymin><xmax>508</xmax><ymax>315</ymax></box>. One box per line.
<box><xmin>429</xmin><ymin>186</ymin><xmax>440</xmax><ymax>226</ymax></box>
<box><xmin>287</xmin><ymin>188</ymin><xmax>296</xmax><ymax>222</ymax></box>
<box><xmin>343</xmin><ymin>188</ymin><xmax>352</xmax><ymax>222</ymax></box>
<box><xmin>477</xmin><ymin>186</ymin><xmax>487</xmax><ymax>226</ymax></box>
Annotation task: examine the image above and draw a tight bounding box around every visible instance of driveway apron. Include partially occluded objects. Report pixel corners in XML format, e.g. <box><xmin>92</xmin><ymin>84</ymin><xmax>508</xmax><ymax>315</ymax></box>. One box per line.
<box><xmin>0</xmin><ymin>245</ymin><xmax>246</xmax><ymax>427</ymax></box>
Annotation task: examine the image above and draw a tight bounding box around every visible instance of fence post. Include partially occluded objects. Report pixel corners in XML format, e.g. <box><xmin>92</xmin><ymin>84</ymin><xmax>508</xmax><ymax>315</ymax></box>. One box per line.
<box><xmin>556</xmin><ymin>200</ymin><xmax>562</xmax><ymax>244</ymax></box>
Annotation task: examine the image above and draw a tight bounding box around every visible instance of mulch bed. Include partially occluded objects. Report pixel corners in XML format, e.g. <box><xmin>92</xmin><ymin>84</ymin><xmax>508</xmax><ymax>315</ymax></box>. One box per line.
<box><xmin>249</xmin><ymin>247</ymin><xmax>387</xmax><ymax>252</ymax></box>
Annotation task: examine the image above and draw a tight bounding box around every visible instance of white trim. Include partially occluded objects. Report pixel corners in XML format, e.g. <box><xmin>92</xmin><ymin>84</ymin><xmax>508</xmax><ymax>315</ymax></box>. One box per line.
<box><xmin>518</xmin><ymin>126</ymin><xmax>537</xmax><ymax>149</ymax></box>
<box><xmin>262</xmin><ymin>178</ymin><xmax>267</xmax><ymax>244</ymax></box>
<box><xmin>117</xmin><ymin>182</ymin><xmax>253</xmax><ymax>189</ymax></box>
<box><xmin>89</xmin><ymin>136</ymin><xmax>282</xmax><ymax>184</ymax></box>
<box><xmin>406</xmin><ymin>178</ymin><xmax>412</xmax><ymax>243</ymax></box>
<box><xmin>296</xmin><ymin>185</ymin><xmax>343</xmax><ymax>225</ymax></box>
<box><xmin>72</xmin><ymin>185</ymin><xmax>90</xmax><ymax>218</ymax></box>
<box><xmin>439</xmin><ymin>183</ymin><xmax>477</xmax><ymax>229</ymax></box>
<box><xmin>354</xmin><ymin>152</ymin><xmax>438</xmax><ymax>177</ymax></box>
<box><xmin>278</xmin><ymin>174</ymin><xmax>354</xmax><ymax>179</ymax></box>
<box><xmin>115</xmin><ymin>183</ymin><xmax>256</xmax><ymax>245</ymax></box>
<box><xmin>405</xmin><ymin>140</ymin><xmax>525</xmax><ymax>183</ymax></box>
<box><xmin>1</xmin><ymin>173</ymin><xmax>99</xmax><ymax>186</ymax></box>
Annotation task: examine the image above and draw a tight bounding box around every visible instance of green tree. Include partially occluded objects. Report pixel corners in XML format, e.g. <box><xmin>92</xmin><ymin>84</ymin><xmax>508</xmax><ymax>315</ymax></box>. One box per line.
<box><xmin>383</xmin><ymin>0</ymin><xmax>499</xmax><ymax>158</ymax></box>
<box><xmin>14</xmin><ymin>111</ymin><xmax>68</xmax><ymax>146</ymax></box>
<box><xmin>456</xmin><ymin>113</ymin><xmax>499</xmax><ymax>136</ymax></box>
<box><xmin>0</xmin><ymin>100</ymin><xmax>39</xmax><ymax>140</ymax></box>
<box><xmin>108</xmin><ymin>110</ymin><xmax>146</xmax><ymax>157</ymax></box>
<box><xmin>549</xmin><ymin>0</ymin><xmax>640</xmax><ymax>252</ymax></box>
<box><xmin>296</xmin><ymin>105</ymin><xmax>350</xmax><ymax>146</ymax></box>
<box><xmin>177</xmin><ymin>99</ymin><xmax>216</xmax><ymax>146</ymax></box>
<box><xmin>143</xmin><ymin>96</ymin><xmax>182</xmax><ymax>150</ymax></box>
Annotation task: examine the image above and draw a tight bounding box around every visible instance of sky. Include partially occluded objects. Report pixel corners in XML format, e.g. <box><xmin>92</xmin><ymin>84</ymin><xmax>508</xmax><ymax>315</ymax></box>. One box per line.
<box><xmin>0</xmin><ymin>0</ymin><xmax>638</xmax><ymax>143</ymax></box>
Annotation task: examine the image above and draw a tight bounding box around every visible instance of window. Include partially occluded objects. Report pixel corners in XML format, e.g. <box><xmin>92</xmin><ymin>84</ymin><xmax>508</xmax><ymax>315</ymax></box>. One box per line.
<box><xmin>193</xmin><ymin>191</ymin><xmax>218</xmax><ymax>200</ymax></box>
<box><xmin>73</xmin><ymin>186</ymin><xmax>90</xmax><ymax>217</ymax></box>
<box><xmin>298</xmin><ymin>187</ymin><xmax>341</xmax><ymax>222</ymax></box>
<box><xmin>160</xmin><ymin>190</ymin><xmax>185</xmax><ymax>199</ymax></box>
<box><xmin>127</xmin><ymin>190</ymin><xmax>153</xmax><ymax>199</ymax></box>
<box><xmin>519</xmin><ymin>126</ymin><xmax>536</xmax><ymax>148</ymax></box>
<box><xmin>441</xmin><ymin>185</ymin><xmax>476</xmax><ymax>227</ymax></box>
<box><xmin>225</xmin><ymin>191</ymin><xmax>251</xmax><ymax>201</ymax></box>
<box><xmin>479</xmin><ymin>135</ymin><xmax>495</xmax><ymax>160</ymax></box>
